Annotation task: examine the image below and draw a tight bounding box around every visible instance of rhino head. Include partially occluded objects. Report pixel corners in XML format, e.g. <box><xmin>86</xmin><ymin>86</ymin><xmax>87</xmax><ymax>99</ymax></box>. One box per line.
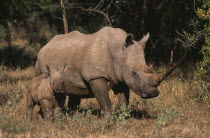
<box><xmin>46</xmin><ymin>64</ymin><xmax>67</xmax><ymax>93</ymax></box>
<box><xmin>119</xmin><ymin>33</ymin><xmax>187</xmax><ymax>99</ymax></box>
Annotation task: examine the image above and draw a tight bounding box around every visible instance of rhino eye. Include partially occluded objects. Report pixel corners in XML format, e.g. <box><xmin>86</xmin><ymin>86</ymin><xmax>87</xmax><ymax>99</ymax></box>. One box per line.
<box><xmin>133</xmin><ymin>71</ymin><xmax>142</xmax><ymax>83</ymax></box>
<box><xmin>133</xmin><ymin>71</ymin><xmax>139</xmax><ymax>79</ymax></box>
<box><xmin>133</xmin><ymin>71</ymin><xmax>138</xmax><ymax>76</ymax></box>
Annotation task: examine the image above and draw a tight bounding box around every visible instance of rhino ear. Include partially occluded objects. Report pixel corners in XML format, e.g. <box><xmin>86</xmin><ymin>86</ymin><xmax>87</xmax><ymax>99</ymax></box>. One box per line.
<box><xmin>139</xmin><ymin>33</ymin><xmax>150</xmax><ymax>46</ymax></box>
<box><xmin>125</xmin><ymin>34</ymin><xmax>134</xmax><ymax>47</ymax></box>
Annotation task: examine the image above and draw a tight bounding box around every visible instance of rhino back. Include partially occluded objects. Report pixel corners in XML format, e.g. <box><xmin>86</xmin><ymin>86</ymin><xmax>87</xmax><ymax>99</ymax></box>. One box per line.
<box><xmin>37</xmin><ymin>27</ymin><xmax>127</xmax><ymax>95</ymax></box>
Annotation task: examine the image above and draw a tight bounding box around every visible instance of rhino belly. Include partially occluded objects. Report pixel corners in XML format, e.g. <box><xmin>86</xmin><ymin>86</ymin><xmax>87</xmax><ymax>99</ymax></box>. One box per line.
<box><xmin>65</xmin><ymin>84</ymin><xmax>90</xmax><ymax>95</ymax></box>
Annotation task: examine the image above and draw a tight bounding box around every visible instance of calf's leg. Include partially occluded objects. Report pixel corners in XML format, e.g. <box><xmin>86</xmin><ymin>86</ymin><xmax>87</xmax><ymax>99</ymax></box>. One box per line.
<box><xmin>40</xmin><ymin>99</ymin><xmax>54</xmax><ymax>121</ymax></box>
<box><xmin>26</xmin><ymin>92</ymin><xmax>35</xmax><ymax>121</ymax></box>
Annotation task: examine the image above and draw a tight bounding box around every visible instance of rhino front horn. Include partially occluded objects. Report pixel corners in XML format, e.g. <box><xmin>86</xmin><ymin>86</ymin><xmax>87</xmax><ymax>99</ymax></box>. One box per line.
<box><xmin>158</xmin><ymin>50</ymin><xmax>188</xmax><ymax>83</ymax></box>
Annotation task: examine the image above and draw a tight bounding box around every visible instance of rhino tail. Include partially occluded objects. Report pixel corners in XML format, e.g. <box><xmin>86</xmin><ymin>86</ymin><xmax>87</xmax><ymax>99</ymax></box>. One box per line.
<box><xmin>35</xmin><ymin>61</ymin><xmax>42</xmax><ymax>77</ymax></box>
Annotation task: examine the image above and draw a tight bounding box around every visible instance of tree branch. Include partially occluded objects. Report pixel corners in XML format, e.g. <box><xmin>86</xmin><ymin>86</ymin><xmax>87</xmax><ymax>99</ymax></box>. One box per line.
<box><xmin>82</xmin><ymin>8</ymin><xmax>112</xmax><ymax>26</ymax></box>
<box><xmin>94</xmin><ymin>0</ymin><xmax>104</xmax><ymax>9</ymax></box>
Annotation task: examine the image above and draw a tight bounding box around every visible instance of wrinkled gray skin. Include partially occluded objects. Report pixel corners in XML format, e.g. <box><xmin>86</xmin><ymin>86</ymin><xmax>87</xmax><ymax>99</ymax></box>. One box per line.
<box><xmin>35</xmin><ymin>27</ymin><xmax>178</xmax><ymax>113</ymax></box>
<box><xmin>26</xmin><ymin>66</ymin><xmax>66</xmax><ymax>121</ymax></box>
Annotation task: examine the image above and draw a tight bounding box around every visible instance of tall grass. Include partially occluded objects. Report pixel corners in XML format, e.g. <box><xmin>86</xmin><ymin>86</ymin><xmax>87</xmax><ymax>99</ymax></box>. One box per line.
<box><xmin>0</xmin><ymin>65</ymin><xmax>209</xmax><ymax>137</ymax></box>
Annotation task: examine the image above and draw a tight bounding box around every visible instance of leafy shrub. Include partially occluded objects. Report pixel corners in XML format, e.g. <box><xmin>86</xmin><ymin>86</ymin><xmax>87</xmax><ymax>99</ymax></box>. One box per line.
<box><xmin>177</xmin><ymin>2</ymin><xmax>210</xmax><ymax>103</ymax></box>
<box><xmin>0</xmin><ymin>25</ymin><xmax>6</xmax><ymax>40</ymax></box>
<box><xmin>156</xmin><ymin>106</ymin><xmax>182</xmax><ymax>130</ymax></box>
<box><xmin>195</xmin><ymin>3</ymin><xmax>210</xmax><ymax>103</ymax></box>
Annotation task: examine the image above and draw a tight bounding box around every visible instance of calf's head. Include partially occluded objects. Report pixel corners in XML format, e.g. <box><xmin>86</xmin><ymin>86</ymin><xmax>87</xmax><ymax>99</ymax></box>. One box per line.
<box><xmin>46</xmin><ymin>64</ymin><xmax>67</xmax><ymax>93</ymax></box>
<box><xmin>121</xmin><ymin>33</ymin><xmax>187</xmax><ymax>99</ymax></box>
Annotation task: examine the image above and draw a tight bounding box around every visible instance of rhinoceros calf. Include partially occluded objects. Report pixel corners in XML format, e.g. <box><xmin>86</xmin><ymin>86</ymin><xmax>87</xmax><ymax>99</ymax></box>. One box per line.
<box><xmin>26</xmin><ymin>65</ymin><xmax>66</xmax><ymax>121</ymax></box>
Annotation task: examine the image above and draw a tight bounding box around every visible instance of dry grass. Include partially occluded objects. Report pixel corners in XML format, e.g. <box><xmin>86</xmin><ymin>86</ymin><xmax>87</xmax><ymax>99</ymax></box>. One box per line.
<box><xmin>0</xmin><ymin>66</ymin><xmax>209</xmax><ymax>138</ymax></box>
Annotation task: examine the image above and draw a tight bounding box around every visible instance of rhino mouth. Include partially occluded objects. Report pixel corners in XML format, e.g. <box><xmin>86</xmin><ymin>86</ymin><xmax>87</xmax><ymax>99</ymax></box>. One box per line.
<box><xmin>140</xmin><ymin>90</ymin><xmax>159</xmax><ymax>99</ymax></box>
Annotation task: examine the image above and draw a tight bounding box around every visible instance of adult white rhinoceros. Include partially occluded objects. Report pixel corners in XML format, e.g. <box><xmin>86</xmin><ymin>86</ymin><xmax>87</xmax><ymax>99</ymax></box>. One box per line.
<box><xmin>35</xmin><ymin>27</ymin><xmax>186</xmax><ymax>112</ymax></box>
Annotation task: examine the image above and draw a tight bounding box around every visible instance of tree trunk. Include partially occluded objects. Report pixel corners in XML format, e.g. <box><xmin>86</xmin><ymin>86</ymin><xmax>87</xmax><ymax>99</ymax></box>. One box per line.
<box><xmin>170</xmin><ymin>48</ymin><xmax>174</xmax><ymax>64</ymax></box>
<box><xmin>140</xmin><ymin>0</ymin><xmax>147</xmax><ymax>33</ymax></box>
<box><xmin>170</xmin><ymin>49</ymin><xmax>173</xmax><ymax>64</ymax></box>
<box><xmin>60</xmin><ymin>0</ymin><xmax>68</xmax><ymax>34</ymax></box>
<box><xmin>6</xmin><ymin>21</ymin><xmax>12</xmax><ymax>46</ymax></box>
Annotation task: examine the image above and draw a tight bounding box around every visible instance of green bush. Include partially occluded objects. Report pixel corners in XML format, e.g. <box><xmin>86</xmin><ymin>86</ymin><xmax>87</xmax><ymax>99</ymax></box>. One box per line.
<box><xmin>177</xmin><ymin>2</ymin><xmax>209</xmax><ymax>103</ymax></box>
<box><xmin>195</xmin><ymin>3</ymin><xmax>210</xmax><ymax>103</ymax></box>
<box><xmin>0</xmin><ymin>25</ymin><xmax>6</xmax><ymax>40</ymax></box>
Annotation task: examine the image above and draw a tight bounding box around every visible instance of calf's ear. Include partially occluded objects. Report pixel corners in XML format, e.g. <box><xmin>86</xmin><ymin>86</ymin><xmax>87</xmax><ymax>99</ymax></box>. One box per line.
<box><xmin>46</xmin><ymin>65</ymin><xmax>50</xmax><ymax>74</ymax></box>
<box><xmin>42</xmin><ymin>65</ymin><xmax>51</xmax><ymax>78</ymax></box>
<box><xmin>60</xmin><ymin>63</ymin><xmax>67</xmax><ymax>72</ymax></box>
<box><xmin>63</xmin><ymin>63</ymin><xmax>67</xmax><ymax>72</ymax></box>
<box><xmin>125</xmin><ymin>34</ymin><xmax>134</xmax><ymax>47</ymax></box>
<box><xmin>139</xmin><ymin>33</ymin><xmax>150</xmax><ymax>46</ymax></box>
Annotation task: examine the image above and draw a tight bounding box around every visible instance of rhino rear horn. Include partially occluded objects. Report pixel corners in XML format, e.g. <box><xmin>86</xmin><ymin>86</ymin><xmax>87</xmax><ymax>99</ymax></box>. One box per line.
<box><xmin>148</xmin><ymin>62</ymin><xmax>156</xmax><ymax>73</ymax></box>
<box><xmin>139</xmin><ymin>33</ymin><xmax>150</xmax><ymax>46</ymax></box>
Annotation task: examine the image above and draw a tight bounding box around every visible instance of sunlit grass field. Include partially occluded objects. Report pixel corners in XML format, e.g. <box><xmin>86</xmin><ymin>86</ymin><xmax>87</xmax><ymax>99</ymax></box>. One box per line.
<box><xmin>0</xmin><ymin>66</ymin><xmax>209</xmax><ymax>137</ymax></box>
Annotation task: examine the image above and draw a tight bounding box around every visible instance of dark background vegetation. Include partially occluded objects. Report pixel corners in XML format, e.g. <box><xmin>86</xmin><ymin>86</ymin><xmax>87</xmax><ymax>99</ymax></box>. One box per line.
<box><xmin>0</xmin><ymin>0</ymin><xmax>209</xmax><ymax>68</ymax></box>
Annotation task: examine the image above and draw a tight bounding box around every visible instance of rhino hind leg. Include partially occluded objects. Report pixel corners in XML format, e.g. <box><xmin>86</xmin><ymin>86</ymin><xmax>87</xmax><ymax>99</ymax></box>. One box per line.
<box><xmin>89</xmin><ymin>78</ymin><xmax>112</xmax><ymax>113</ymax></box>
<box><xmin>112</xmin><ymin>83</ymin><xmax>130</xmax><ymax>111</ymax></box>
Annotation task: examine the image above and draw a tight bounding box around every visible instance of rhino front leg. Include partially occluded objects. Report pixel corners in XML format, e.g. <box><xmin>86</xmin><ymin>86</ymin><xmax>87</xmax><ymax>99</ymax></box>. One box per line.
<box><xmin>115</xmin><ymin>92</ymin><xmax>130</xmax><ymax>111</ymax></box>
<box><xmin>40</xmin><ymin>100</ymin><xmax>54</xmax><ymax>121</ymax></box>
<box><xmin>112</xmin><ymin>83</ymin><xmax>130</xmax><ymax>111</ymax></box>
<box><xmin>54</xmin><ymin>107</ymin><xmax>62</xmax><ymax>119</ymax></box>
<box><xmin>37</xmin><ymin>109</ymin><xmax>44</xmax><ymax>120</ymax></box>
<box><xmin>68</xmin><ymin>95</ymin><xmax>81</xmax><ymax>111</ymax></box>
<box><xmin>54</xmin><ymin>94</ymin><xmax>66</xmax><ymax>119</ymax></box>
<box><xmin>89</xmin><ymin>78</ymin><xmax>112</xmax><ymax>113</ymax></box>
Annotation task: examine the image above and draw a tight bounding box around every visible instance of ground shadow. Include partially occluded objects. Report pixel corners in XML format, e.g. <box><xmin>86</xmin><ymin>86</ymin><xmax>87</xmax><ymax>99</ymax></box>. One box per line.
<box><xmin>69</xmin><ymin>107</ymin><xmax>156</xmax><ymax>120</ymax></box>
<box><xmin>130</xmin><ymin>109</ymin><xmax>156</xmax><ymax>120</ymax></box>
